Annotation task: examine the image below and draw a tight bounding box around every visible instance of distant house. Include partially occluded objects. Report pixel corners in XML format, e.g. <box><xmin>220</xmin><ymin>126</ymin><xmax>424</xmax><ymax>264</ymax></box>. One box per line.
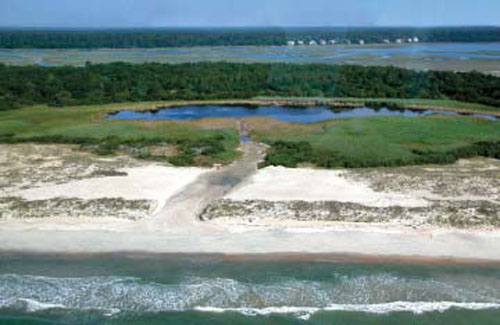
<box><xmin>383</xmin><ymin>39</ymin><xmax>391</xmax><ymax>44</ymax></box>
<box><xmin>408</xmin><ymin>38</ymin><xmax>413</xmax><ymax>43</ymax></box>
<box><xmin>309</xmin><ymin>40</ymin><xmax>318</xmax><ymax>46</ymax></box>
<box><xmin>413</xmin><ymin>37</ymin><xmax>419</xmax><ymax>43</ymax></box>
<box><xmin>328</xmin><ymin>40</ymin><xmax>336</xmax><ymax>45</ymax></box>
<box><xmin>297</xmin><ymin>40</ymin><xmax>305</xmax><ymax>45</ymax></box>
<box><xmin>359</xmin><ymin>40</ymin><xmax>365</xmax><ymax>45</ymax></box>
<box><xmin>395</xmin><ymin>38</ymin><xmax>403</xmax><ymax>44</ymax></box>
<box><xmin>287</xmin><ymin>40</ymin><xmax>296</xmax><ymax>46</ymax></box>
<box><xmin>319</xmin><ymin>39</ymin><xmax>327</xmax><ymax>45</ymax></box>
<box><xmin>346</xmin><ymin>39</ymin><xmax>351</xmax><ymax>45</ymax></box>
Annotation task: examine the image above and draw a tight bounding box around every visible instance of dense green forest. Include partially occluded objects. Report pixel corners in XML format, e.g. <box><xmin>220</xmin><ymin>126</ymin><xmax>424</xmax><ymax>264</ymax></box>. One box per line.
<box><xmin>1</xmin><ymin>62</ymin><xmax>499</xmax><ymax>110</ymax></box>
<box><xmin>0</xmin><ymin>27</ymin><xmax>499</xmax><ymax>48</ymax></box>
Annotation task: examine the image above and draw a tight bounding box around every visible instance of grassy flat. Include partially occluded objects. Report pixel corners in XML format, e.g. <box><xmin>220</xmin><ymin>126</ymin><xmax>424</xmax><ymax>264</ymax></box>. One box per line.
<box><xmin>254</xmin><ymin>114</ymin><xmax>500</xmax><ymax>167</ymax></box>
<box><xmin>1</xmin><ymin>100</ymin><xmax>499</xmax><ymax>168</ymax></box>
<box><xmin>0</xmin><ymin>103</ymin><xmax>241</xmax><ymax>166</ymax></box>
<box><xmin>1</xmin><ymin>46</ymin><xmax>499</xmax><ymax>75</ymax></box>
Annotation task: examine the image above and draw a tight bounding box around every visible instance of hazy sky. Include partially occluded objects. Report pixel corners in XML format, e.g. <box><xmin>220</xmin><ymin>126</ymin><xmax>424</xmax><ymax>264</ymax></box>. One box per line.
<box><xmin>1</xmin><ymin>0</ymin><xmax>498</xmax><ymax>28</ymax></box>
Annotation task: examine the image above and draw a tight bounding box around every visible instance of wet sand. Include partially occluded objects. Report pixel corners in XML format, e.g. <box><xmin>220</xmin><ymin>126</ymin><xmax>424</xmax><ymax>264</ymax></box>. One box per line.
<box><xmin>0</xmin><ymin>219</ymin><xmax>499</xmax><ymax>263</ymax></box>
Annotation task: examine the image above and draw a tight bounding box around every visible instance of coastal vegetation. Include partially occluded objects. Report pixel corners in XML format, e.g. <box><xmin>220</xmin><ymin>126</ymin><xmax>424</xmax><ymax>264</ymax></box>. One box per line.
<box><xmin>255</xmin><ymin>115</ymin><xmax>500</xmax><ymax>168</ymax></box>
<box><xmin>256</xmin><ymin>97</ymin><xmax>500</xmax><ymax>113</ymax></box>
<box><xmin>1</xmin><ymin>62</ymin><xmax>499</xmax><ymax>111</ymax></box>
<box><xmin>0</xmin><ymin>104</ymin><xmax>241</xmax><ymax>166</ymax></box>
<box><xmin>1</xmin><ymin>45</ymin><xmax>499</xmax><ymax>76</ymax></box>
<box><xmin>1</xmin><ymin>101</ymin><xmax>499</xmax><ymax>168</ymax></box>
<box><xmin>0</xmin><ymin>27</ymin><xmax>498</xmax><ymax>48</ymax></box>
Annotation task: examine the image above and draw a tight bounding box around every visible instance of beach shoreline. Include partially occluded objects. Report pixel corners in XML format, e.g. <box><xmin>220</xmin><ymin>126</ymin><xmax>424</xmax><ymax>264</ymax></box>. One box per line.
<box><xmin>1</xmin><ymin>144</ymin><xmax>499</xmax><ymax>264</ymax></box>
<box><xmin>1</xmin><ymin>217</ymin><xmax>499</xmax><ymax>263</ymax></box>
<box><xmin>2</xmin><ymin>250</ymin><xmax>499</xmax><ymax>267</ymax></box>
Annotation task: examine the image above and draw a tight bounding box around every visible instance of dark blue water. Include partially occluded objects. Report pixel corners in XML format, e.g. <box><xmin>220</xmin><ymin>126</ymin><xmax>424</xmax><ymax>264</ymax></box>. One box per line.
<box><xmin>1</xmin><ymin>254</ymin><xmax>499</xmax><ymax>324</ymax></box>
<box><xmin>107</xmin><ymin>105</ymin><xmax>498</xmax><ymax>123</ymax></box>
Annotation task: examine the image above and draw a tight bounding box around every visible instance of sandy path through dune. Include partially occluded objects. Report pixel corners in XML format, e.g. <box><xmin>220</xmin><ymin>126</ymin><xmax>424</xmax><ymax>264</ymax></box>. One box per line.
<box><xmin>151</xmin><ymin>141</ymin><xmax>265</xmax><ymax>233</ymax></box>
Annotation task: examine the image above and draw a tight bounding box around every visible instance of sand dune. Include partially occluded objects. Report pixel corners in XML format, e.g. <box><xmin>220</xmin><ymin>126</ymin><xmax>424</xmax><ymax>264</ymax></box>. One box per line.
<box><xmin>12</xmin><ymin>165</ymin><xmax>208</xmax><ymax>214</ymax></box>
<box><xmin>226</xmin><ymin>166</ymin><xmax>429</xmax><ymax>207</ymax></box>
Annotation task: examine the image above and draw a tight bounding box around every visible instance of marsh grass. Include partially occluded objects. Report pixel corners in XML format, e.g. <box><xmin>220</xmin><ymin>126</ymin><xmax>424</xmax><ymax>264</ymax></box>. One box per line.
<box><xmin>0</xmin><ymin>104</ymin><xmax>241</xmax><ymax>166</ymax></box>
<box><xmin>256</xmin><ymin>115</ymin><xmax>500</xmax><ymax>168</ymax></box>
<box><xmin>1</xmin><ymin>101</ymin><xmax>499</xmax><ymax>168</ymax></box>
<box><xmin>256</xmin><ymin>96</ymin><xmax>500</xmax><ymax>113</ymax></box>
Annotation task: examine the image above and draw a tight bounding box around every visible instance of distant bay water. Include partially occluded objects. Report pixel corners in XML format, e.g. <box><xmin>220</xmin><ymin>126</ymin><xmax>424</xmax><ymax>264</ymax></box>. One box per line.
<box><xmin>1</xmin><ymin>43</ymin><xmax>499</xmax><ymax>74</ymax></box>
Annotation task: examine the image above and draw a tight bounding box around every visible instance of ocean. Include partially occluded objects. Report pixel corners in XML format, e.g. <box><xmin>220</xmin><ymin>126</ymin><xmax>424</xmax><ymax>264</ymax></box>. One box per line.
<box><xmin>0</xmin><ymin>254</ymin><xmax>499</xmax><ymax>324</ymax></box>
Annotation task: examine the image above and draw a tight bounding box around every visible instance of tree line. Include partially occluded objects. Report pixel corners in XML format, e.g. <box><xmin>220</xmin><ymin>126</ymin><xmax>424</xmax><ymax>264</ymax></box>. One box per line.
<box><xmin>0</xmin><ymin>62</ymin><xmax>499</xmax><ymax>110</ymax></box>
<box><xmin>0</xmin><ymin>27</ymin><xmax>498</xmax><ymax>48</ymax></box>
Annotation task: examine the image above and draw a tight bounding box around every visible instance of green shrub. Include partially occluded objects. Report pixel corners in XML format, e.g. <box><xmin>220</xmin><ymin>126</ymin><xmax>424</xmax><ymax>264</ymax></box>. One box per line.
<box><xmin>262</xmin><ymin>141</ymin><xmax>313</xmax><ymax>167</ymax></box>
<box><xmin>262</xmin><ymin>140</ymin><xmax>500</xmax><ymax>169</ymax></box>
<box><xmin>169</xmin><ymin>153</ymin><xmax>195</xmax><ymax>166</ymax></box>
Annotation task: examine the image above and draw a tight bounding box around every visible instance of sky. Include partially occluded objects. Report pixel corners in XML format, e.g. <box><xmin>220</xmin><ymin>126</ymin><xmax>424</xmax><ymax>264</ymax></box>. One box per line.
<box><xmin>0</xmin><ymin>0</ymin><xmax>498</xmax><ymax>28</ymax></box>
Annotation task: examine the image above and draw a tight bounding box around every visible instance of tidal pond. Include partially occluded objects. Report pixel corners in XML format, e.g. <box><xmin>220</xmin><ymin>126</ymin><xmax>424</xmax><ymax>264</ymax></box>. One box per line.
<box><xmin>108</xmin><ymin>105</ymin><xmax>499</xmax><ymax>123</ymax></box>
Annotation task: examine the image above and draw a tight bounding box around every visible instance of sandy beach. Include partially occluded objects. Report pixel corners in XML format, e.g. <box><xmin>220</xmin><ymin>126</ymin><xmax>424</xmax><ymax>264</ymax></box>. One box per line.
<box><xmin>1</xmin><ymin>144</ymin><xmax>499</xmax><ymax>263</ymax></box>
<box><xmin>1</xmin><ymin>216</ymin><xmax>499</xmax><ymax>262</ymax></box>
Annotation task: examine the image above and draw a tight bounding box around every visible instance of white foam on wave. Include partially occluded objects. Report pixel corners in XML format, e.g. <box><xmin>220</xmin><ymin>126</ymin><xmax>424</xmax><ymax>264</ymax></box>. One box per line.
<box><xmin>325</xmin><ymin>301</ymin><xmax>500</xmax><ymax>314</ymax></box>
<box><xmin>195</xmin><ymin>302</ymin><xmax>500</xmax><ymax>320</ymax></box>
<box><xmin>3</xmin><ymin>298</ymin><xmax>121</xmax><ymax>317</ymax></box>
<box><xmin>16</xmin><ymin>298</ymin><xmax>66</xmax><ymax>312</ymax></box>
<box><xmin>102</xmin><ymin>308</ymin><xmax>121</xmax><ymax>317</ymax></box>
<box><xmin>1</xmin><ymin>273</ymin><xmax>499</xmax><ymax>319</ymax></box>
<box><xmin>14</xmin><ymin>298</ymin><xmax>121</xmax><ymax>317</ymax></box>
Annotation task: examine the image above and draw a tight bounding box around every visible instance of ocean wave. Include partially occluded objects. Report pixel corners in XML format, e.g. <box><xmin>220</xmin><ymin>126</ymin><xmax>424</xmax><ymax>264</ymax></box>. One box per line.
<box><xmin>195</xmin><ymin>302</ymin><xmax>500</xmax><ymax>320</ymax></box>
<box><xmin>1</xmin><ymin>273</ymin><xmax>499</xmax><ymax>318</ymax></box>
<box><xmin>2</xmin><ymin>298</ymin><xmax>121</xmax><ymax>317</ymax></box>
<box><xmin>15</xmin><ymin>298</ymin><xmax>66</xmax><ymax>313</ymax></box>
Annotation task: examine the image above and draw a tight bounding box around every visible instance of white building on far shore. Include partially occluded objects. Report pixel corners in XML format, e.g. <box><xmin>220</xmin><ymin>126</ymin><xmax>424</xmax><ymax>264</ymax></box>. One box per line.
<box><xmin>395</xmin><ymin>38</ymin><xmax>403</xmax><ymax>44</ymax></box>
<box><xmin>297</xmin><ymin>40</ymin><xmax>304</xmax><ymax>45</ymax></box>
<box><xmin>359</xmin><ymin>39</ymin><xmax>365</xmax><ymax>45</ymax></box>
<box><xmin>328</xmin><ymin>39</ymin><xmax>336</xmax><ymax>45</ymax></box>
<box><xmin>413</xmin><ymin>37</ymin><xmax>420</xmax><ymax>43</ymax></box>
<box><xmin>287</xmin><ymin>40</ymin><xmax>295</xmax><ymax>46</ymax></box>
<box><xmin>319</xmin><ymin>39</ymin><xmax>327</xmax><ymax>45</ymax></box>
<box><xmin>309</xmin><ymin>40</ymin><xmax>318</xmax><ymax>46</ymax></box>
<box><xmin>383</xmin><ymin>39</ymin><xmax>391</xmax><ymax>44</ymax></box>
